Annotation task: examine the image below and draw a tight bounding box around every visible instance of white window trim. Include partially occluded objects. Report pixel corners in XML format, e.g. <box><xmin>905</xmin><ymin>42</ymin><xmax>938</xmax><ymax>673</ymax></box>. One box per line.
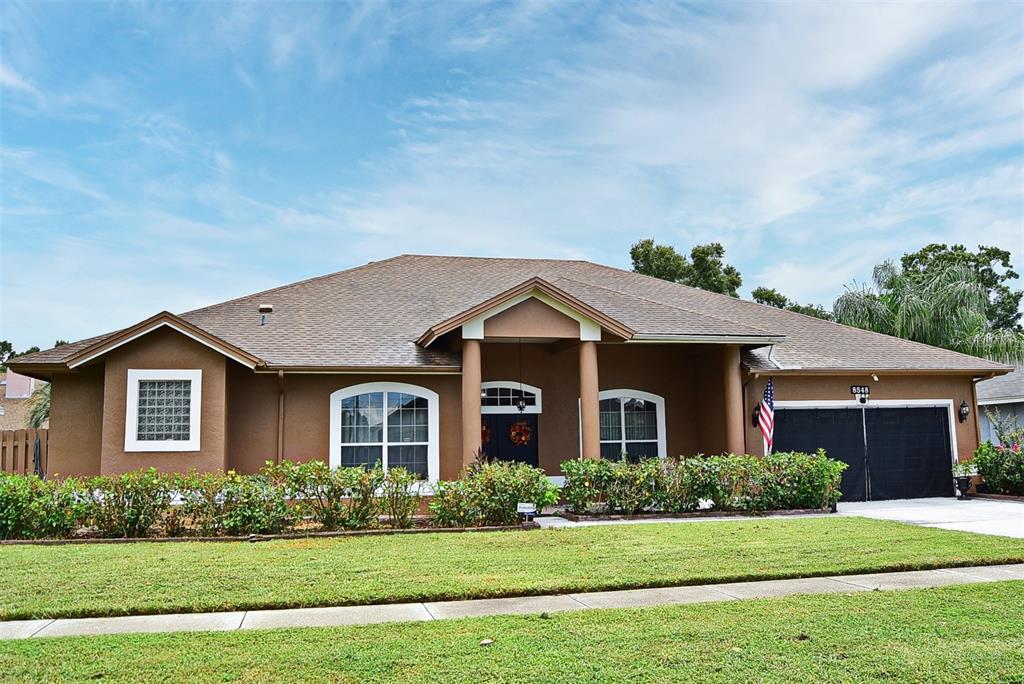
<box><xmin>124</xmin><ymin>369</ymin><xmax>202</xmax><ymax>452</ymax></box>
<box><xmin>773</xmin><ymin>399</ymin><xmax>959</xmax><ymax>467</ymax></box>
<box><xmin>480</xmin><ymin>381</ymin><xmax>543</xmax><ymax>414</ymax></box>
<box><xmin>578</xmin><ymin>389</ymin><xmax>667</xmax><ymax>459</ymax></box>
<box><xmin>329</xmin><ymin>382</ymin><xmax>440</xmax><ymax>483</ymax></box>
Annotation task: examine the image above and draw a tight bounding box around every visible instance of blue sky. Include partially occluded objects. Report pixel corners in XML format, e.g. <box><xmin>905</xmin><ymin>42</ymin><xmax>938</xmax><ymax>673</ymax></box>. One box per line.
<box><xmin>1</xmin><ymin>1</ymin><xmax>1022</xmax><ymax>351</ymax></box>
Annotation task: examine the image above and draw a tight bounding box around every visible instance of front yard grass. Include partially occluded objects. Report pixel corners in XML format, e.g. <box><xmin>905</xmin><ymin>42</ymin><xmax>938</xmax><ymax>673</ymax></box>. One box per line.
<box><xmin>2</xmin><ymin>517</ymin><xmax>1024</xmax><ymax>620</ymax></box>
<box><xmin>1</xmin><ymin>581</ymin><xmax>1022</xmax><ymax>682</ymax></box>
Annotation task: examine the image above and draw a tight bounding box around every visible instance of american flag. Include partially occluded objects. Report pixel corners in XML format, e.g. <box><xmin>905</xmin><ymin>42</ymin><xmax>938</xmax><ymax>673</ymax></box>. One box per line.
<box><xmin>759</xmin><ymin>378</ymin><xmax>775</xmax><ymax>453</ymax></box>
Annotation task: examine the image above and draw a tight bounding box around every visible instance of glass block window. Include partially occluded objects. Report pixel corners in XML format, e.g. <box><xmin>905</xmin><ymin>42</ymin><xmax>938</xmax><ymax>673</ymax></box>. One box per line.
<box><xmin>598</xmin><ymin>392</ymin><xmax>664</xmax><ymax>462</ymax></box>
<box><xmin>125</xmin><ymin>369</ymin><xmax>202</xmax><ymax>452</ymax></box>
<box><xmin>136</xmin><ymin>380</ymin><xmax>192</xmax><ymax>441</ymax></box>
<box><xmin>336</xmin><ymin>387</ymin><xmax>432</xmax><ymax>479</ymax></box>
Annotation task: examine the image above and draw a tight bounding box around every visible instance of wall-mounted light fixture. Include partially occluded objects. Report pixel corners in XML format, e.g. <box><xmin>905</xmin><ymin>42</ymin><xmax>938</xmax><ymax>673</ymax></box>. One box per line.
<box><xmin>958</xmin><ymin>400</ymin><xmax>970</xmax><ymax>424</ymax></box>
<box><xmin>751</xmin><ymin>409</ymin><xmax>760</xmax><ymax>428</ymax></box>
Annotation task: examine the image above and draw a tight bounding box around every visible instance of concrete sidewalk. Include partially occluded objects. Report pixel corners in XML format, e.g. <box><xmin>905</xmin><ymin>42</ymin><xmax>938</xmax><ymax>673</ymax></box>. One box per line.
<box><xmin>2</xmin><ymin>563</ymin><xmax>1021</xmax><ymax>641</ymax></box>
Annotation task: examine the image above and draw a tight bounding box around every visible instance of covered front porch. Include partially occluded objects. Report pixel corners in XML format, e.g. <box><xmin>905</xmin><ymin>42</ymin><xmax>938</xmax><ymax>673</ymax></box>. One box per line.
<box><xmin>457</xmin><ymin>338</ymin><xmax>749</xmax><ymax>476</ymax></box>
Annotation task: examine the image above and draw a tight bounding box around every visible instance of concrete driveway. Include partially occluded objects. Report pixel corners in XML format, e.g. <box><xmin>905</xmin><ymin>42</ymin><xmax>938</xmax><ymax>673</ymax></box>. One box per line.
<box><xmin>839</xmin><ymin>497</ymin><xmax>1024</xmax><ymax>538</ymax></box>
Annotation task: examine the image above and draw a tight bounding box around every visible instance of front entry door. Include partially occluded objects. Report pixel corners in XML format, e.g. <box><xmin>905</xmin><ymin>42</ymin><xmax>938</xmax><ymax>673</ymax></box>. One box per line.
<box><xmin>482</xmin><ymin>414</ymin><xmax>539</xmax><ymax>467</ymax></box>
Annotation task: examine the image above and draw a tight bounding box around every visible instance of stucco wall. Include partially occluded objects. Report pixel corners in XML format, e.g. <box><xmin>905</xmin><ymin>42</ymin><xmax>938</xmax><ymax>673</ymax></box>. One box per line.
<box><xmin>99</xmin><ymin>326</ymin><xmax>228</xmax><ymax>475</ymax></box>
<box><xmin>46</xmin><ymin>366</ymin><xmax>104</xmax><ymax>477</ymax></box>
<box><xmin>484</xmin><ymin>298</ymin><xmax>581</xmax><ymax>339</ymax></box>
<box><xmin>743</xmin><ymin>374</ymin><xmax>981</xmax><ymax>462</ymax></box>
<box><xmin>226</xmin><ymin>370</ymin><xmax>464</xmax><ymax>479</ymax></box>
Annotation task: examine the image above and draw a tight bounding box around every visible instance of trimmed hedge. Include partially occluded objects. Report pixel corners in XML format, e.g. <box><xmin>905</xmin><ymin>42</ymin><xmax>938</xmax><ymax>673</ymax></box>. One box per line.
<box><xmin>0</xmin><ymin>460</ymin><xmax>555</xmax><ymax>540</ymax></box>
<box><xmin>973</xmin><ymin>442</ymin><xmax>1024</xmax><ymax>496</ymax></box>
<box><xmin>561</xmin><ymin>450</ymin><xmax>846</xmax><ymax>514</ymax></box>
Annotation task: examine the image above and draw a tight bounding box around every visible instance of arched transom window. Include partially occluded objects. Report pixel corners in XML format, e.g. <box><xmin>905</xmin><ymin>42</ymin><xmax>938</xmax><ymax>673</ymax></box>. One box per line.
<box><xmin>597</xmin><ymin>389</ymin><xmax>667</xmax><ymax>462</ymax></box>
<box><xmin>329</xmin><ymin>383</ymin><xmax>439</xmax><ymax>481</ymax></box>
<box><xmin>480</xmin><ymin>381</ymin><xmax>543</xmax><ymax>414</ymax></box>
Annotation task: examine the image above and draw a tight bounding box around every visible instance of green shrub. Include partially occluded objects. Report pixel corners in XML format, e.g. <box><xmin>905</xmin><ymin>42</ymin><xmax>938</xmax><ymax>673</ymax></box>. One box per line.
<box><xmin>560</xmin><ymin>458</ymin><xmax>611</xmax><ymax>513</ymax></box>
<box><xmin>177</xmin><ymin>470</ymin><xmax>291</xmax><ymax>536</ymax></box>
<box><xmin>560</xmin><ymin>451</ymin><xmax>846</xmax><ymax>515</ymax></box>
<box><xmin>379</xmin><ymin>468</ymin><xmax>421</xmax><ymax>529</ymax></box>
<box><xmin>29</xmin><ymin>476</ymin><xmax>92</xmax><ymax>539</ymax></box>
<box><xmin>267</xmin><ymin>460</ymin><xmax>382</xmax><ymax>531</ymax></box>
<box><xmin>0</xmin><ymin>474</ymin><xmax>36</xmax><ymax>539</ymax></box>
<box><xmin>605</xmin><ymin>458</ymin><xmax>661</xmax><ymax>514</ymax></box>
<box><xmin>89</xmin><ymin>469</ymin><xmax>174</xmax><ymax>538</ymax></box>
<box><xmin>973</xmin><ymin>442</ymin><xmax>1024</xmax><ymax>496</ymax></box>
<box><xmin>430</xmin><ymin>462</ymin><xmax>558</xmax><ymax>527</ymax></box>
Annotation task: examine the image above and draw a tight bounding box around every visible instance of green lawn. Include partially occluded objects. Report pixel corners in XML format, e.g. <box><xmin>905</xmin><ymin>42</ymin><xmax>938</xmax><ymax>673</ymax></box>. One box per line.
<box><xmin>1</xmin><ymin>582</ymin><xmax>1022</xmax><ymax>682</ymax></box>
<box><xmin>3</xmin><ymin>517</ymin><xmax>1024</xmax><ymax>621</ymax></box>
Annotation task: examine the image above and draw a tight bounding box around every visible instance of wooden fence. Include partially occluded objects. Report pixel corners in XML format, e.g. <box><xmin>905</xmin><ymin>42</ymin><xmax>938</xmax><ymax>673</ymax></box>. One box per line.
<box><xmin>0</xmin><ymin>429</ymin><xmax>48</xmax><ymax>475</ymax></box>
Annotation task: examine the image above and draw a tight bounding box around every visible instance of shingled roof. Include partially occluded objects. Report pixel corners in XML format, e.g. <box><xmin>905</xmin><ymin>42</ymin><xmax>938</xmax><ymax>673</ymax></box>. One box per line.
<box><xmin>10</xmin><ymin>254</ymin><xmax>1011</xmax><ymax>375</ymax></box>
<box><xmin>977</xmin><ymin>367</ymin><xmax>1024</xmax><ymax>403</ymax></box>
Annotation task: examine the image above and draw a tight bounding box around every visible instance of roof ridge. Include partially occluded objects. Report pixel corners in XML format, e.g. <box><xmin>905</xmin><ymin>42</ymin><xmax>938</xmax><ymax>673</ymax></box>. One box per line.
<box><xmin>551</xmin><ymin>275</ymin><xmax>779</xmax><ymax>337</ymax></box>
<box><xmin>581</xmin><ymin>262</ymin><xmax>1009</xmax><ymax>367</ymax></box>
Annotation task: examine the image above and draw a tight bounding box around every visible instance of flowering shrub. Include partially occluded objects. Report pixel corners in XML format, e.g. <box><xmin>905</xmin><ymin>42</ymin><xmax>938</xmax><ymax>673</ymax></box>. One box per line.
<box><xmin>430</xmin><ymin>461</ymin><xmax>558</xmax><ymax>526</ymax></box>
<box><xmin>561</xmin><ymin>450</ymin><xmax>846</xmax><ymax>514</ymax></box>
<box><xmin>89</xmin><ymin>469</ymin><xmax>174</xmax><ymax>538</ymax></box>
<box><xmin>973</xmin><ymin>442</ymin><xmax>1024</xmax><ymax>496</ymax></box>
<box><xmin>0</xmin><ymin>474</ymin><xmax>89</xmax><ymax>539</ymax></box>
<box><xmin>378</xmin><ymin>467</ymin><xmax>422</xmax><ymax>529</ymax></box>
<box><xmin>177</xmin><ymin>470</ymin><xmax>292</xmax><ymax>536</ymax></box>
<box><xmin>266</xmin><ymin>460</ymin><xmax>382</xmax><ymax>531</ymax></box>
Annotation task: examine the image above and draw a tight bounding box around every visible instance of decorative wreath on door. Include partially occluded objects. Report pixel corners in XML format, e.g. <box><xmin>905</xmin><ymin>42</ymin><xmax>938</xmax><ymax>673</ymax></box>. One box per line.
<box><xmin>508</xmin><ymin>421</ymin><xmax>533</xmax><ymax>446</ymax></box>
<box><xmin>481</xmin><ymin>422</ymin><xmax>491</xmax><ymax>445</ymax></box>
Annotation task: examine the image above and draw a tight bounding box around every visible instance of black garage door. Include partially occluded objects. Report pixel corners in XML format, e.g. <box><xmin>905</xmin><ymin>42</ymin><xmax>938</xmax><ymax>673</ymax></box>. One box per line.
<box><xmin>773</xmin><ymin>406</ymin><xmax>953</xmax><ymax>502</ymax></box>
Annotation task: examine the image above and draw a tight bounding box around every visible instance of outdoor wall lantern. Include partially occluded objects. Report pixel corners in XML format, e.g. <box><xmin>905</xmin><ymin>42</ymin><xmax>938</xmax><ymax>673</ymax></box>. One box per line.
<box><xmin>751</xmin><ymin>409</ymin><xmax>760</xmax><ymax>428</ymax></box>
<box><xmin>958</xmin><ymin>401</ymin><xmax>970</xmax><ymax>423</ymax></box>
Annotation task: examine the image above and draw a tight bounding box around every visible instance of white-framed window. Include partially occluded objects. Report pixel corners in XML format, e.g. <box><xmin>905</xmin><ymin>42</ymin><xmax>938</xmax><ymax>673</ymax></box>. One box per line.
<box><xmin>480</xmin><ymin>381</ymin><xmax>543</xmax><ymax>414</ymax></box>
<box><xmin>329</xmin><ymin>382</ymin><xmax>440</xmax><ymax>482</ymax></box>
<box><xmin>124</xmin><ymin>369</ymin><xmax>202</xmax><ymax>452</ymax></box>
<box><xmin>595</xmin><ymin>389</ymin><xmax>666</xmax><ymax>461</ymax></box>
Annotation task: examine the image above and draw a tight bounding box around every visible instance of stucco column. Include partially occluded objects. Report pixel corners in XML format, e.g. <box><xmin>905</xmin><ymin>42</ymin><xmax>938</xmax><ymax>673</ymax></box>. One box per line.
<box><xmin>461</xmin><ymin>338</ymin><xmax>482</xmax><ymax>467</ymax></box>
<box><xmin>579</xmin><ymin>340</ymin><xmax>601</xmax><ymax>459</ymax></box>
<box><xmin>723</xmin><ymin>345</ymin><xmax>744</xmax><ymax>455</ymax></box>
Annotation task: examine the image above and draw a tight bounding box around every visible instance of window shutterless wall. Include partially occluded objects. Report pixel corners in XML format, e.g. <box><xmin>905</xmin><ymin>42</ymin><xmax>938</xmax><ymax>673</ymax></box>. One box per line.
<box><xmin>98</xmin><ymin>326</ymin><xmax>228</xmax><ymax>475</ymax></box>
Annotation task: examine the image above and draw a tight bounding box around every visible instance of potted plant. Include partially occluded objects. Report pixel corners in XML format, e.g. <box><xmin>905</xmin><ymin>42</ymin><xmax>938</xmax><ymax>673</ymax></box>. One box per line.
<box><xmin>951</xmin><ymin>461</ymin><xmax>975</xmax><ymax>500</ymax></box>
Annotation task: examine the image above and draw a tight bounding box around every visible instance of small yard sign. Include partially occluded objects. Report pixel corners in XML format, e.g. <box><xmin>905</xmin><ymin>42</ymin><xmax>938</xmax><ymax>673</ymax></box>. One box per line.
<box><xmin>516</xmin><ymin>503</ymin><xmax>537</xmax><ymax>514</ymax></box>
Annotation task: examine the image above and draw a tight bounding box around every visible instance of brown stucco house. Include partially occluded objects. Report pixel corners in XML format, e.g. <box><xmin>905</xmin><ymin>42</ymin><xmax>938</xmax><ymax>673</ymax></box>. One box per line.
<box><xmin>9</xmin><ymin>255</ymin><xmax>1011</xmax><ymax>501</ymax></box>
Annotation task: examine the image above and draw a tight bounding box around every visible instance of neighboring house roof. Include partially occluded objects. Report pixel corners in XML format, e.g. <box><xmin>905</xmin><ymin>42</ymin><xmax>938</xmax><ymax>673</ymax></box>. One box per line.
<box><xmin>9</xmin><ymin>254</ymin><xmax>1012</xmax><ymax>375</ymax></box>
<box><xmin>977</xmin><ymin>367</ymin><xmax>1024</xmax><ymax>404</ymax></box>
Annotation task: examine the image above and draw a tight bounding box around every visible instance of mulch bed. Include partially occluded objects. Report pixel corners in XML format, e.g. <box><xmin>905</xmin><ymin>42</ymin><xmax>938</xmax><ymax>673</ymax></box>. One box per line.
<box><xmin>557</xmin><ymin>508</ymin><xmax>832</xmax><ymax>522</ymax></box>
<box><xmin>971</xmin><ymin>493</ymin><xmax>1024</xmax><ymax>503</ymax></box>
<box><xmin>0</xmin><ymin>521</ymin><xmax>540</xmax><ymax>546</ymax></box>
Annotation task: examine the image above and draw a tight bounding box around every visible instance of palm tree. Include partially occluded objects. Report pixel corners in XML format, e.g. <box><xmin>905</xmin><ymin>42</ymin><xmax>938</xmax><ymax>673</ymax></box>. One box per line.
<box><xmin>28</xmin><ymin>383</ymin><xmax>50</xmax><ymax>429</ymax></box>
<box><xmin>834</xmin><ymin>261</ymin><xmax>1024</xmax><ymax>363</ymax></box>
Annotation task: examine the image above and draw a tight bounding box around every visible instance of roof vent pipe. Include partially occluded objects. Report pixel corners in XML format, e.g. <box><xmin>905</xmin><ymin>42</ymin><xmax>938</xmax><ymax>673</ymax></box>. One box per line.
<box><xmin>259</xmin><ymin>303</ymin><xmax>273</xmax><ymax>326</ymax></box>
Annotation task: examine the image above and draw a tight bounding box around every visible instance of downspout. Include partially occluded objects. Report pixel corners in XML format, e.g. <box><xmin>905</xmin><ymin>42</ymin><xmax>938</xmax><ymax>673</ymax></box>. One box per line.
<box><xmin>970</xmin><ymin>374</ymin><xmax>992</xmax><ymax>451</ymax></box>
<box><xmin>741</xmin><ymin>372</ymin><xmax>754</xmax><ymax>456</ymax></box>
<box><xmin>276</xmin><ymin>370</ymin><xmax>286</xmax><ymax>464</ymax></box>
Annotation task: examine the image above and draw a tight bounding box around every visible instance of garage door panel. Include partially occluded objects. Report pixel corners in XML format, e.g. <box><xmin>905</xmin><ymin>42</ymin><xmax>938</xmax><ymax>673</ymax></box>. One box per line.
<box><xmin>774</xmin><ymin>406</ymin><xmax>953</xmax><ymax>502</ymax></box>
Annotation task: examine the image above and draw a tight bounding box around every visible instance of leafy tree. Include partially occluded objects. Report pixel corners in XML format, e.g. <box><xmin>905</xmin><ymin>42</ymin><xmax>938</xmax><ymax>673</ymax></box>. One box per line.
<box><xmin>630</xmin><ymin>239</ymin><xmax>742</xmax><ymax>297</ymax></box>
<box><xmin>0</xmin><ymin>341</ymin><xmax>12</xmax><ymax>370</ymax></box>
<box><xmin>751</xmin><ymin>286</ymin><xmax>832</xmax><ymax>321</ymax></box>
<box><xmin>834</xmin><ymin>260</ymin><xmax>1024</xmax><ymax>363</ymax></box>
<box><xmin>901</xmin><ymin>244</ymin><xmax>1022</xmax><ymax>331</ymax></box>
<box><xmin>629</xmin><ymin>239</ymin><xmax>689</xmax><ymax>283</ymax></box>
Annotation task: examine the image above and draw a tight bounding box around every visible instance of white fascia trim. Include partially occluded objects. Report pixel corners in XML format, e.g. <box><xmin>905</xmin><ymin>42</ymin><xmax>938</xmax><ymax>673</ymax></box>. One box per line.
<box><xmin>480</xmin><ymin>380</ymin><xmax>543</xmax><ymax>414</ymax></box>
<box><xmin>774</xmin><ymin>398</ymin><xmax>960</xmax><ymax>467</ymax></box>
<box><xmin>70</xmin><ymin>321</ymin><xmax>257</xmax><ymax>370</ymax></box>
<box><xmin>328</xmin><ymin>382</ymin><xmax>441</xmax><ymax>483</ymax></box>
<box><xmin>977</xmin><ymin>397</ymin><xmax>1024</xmax><ymax>406</ymax></box>
<box><xmin>628</xmin><ymin>334</ymin><xmax>787</xmax><ymax>345</ymax></box>
<box><xmin>461</xmin><ymin>290</ymin><xmax>603</xmax><ymax>341</ymax></box>
<box><xmin>124</xmin><ymin>369</ymin><xmax>202</xmax><ymax>452</ymax></box>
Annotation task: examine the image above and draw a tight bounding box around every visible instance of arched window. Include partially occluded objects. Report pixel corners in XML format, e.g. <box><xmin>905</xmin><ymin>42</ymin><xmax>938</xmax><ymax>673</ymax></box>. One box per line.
<box><xmin>329</xmin><ymin>383</ymin><xmax>439</xmax><ymax>481</ymax></box>
<box><xmin>596</xmin><ymin>389</ymin><xmax>666</xmax><ymax>462</ymax></box>
<box><xmin>480</xmin><ymin>381</ymin><xmax>543</xmax><ymax>414</ymax></box>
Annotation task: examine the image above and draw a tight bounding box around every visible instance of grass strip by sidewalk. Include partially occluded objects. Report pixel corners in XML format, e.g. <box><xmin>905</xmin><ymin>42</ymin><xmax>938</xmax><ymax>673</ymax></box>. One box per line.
<box><xmin>3</xmin><ymin>516</ymin><xmax>1024</xmax><ymax>621</ymax></box>
<box><xmin>2</xmin><ymin>581</ymin><xmax>1022</xmax><ymax>683</ymax></box>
